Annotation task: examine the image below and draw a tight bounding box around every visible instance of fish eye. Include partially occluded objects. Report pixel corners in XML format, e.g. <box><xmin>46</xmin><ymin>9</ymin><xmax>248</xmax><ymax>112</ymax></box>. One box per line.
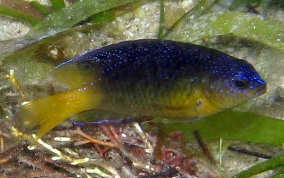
<box><xmin>234</xmin><ymin>78</ymin><xmax>249</xmax><ymax>89</ymax></box>
<box><xmin>235</xmin><ymin>80</ymin><xmax>245</xmax><ymax>88</ymax></box>
<box><xmin>232</xmin><ymin>74</ymin><xmax>250</xmax><ymax>90</ymax></box>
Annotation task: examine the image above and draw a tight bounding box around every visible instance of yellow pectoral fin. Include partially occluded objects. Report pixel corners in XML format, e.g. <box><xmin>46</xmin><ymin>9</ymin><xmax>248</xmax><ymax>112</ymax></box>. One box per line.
<box><xmin>15</xmin><ymin>84</ymin><xmax>102</xmax><ymax>139</ymax></box>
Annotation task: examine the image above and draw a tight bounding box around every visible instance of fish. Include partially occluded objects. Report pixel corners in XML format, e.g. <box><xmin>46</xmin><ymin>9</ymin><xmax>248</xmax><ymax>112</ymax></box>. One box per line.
<box><xmin>14</xmin><ymin>39</ymin><xmax>267</xmax><ymax>138</ymax></box>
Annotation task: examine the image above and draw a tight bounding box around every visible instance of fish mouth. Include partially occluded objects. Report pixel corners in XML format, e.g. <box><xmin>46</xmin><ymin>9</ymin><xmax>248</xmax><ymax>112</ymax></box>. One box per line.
<box><xmin>255</xmin><ymin>83</ymin><xmax>267</xmax><ymax>96</ymax></box>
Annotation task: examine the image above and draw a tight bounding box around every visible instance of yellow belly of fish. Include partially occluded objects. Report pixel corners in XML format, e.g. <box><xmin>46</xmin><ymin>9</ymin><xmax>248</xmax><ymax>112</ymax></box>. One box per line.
<box><xmin>162</xmin><ymin>89</ymin><xmax>221</xmax><ymax>118</ymax></box>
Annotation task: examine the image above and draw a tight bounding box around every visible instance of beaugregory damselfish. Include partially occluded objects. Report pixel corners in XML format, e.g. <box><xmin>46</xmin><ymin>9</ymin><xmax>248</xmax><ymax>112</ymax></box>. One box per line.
<box><xmin>14</xmin><ymin>39</ymin><xmax>266</xmax><ymax>138</ymax></box>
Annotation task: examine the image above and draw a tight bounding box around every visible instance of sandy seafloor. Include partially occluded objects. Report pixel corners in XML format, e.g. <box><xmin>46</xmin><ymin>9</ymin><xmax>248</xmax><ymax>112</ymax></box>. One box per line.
<box><xmin>1</xmin><ymin>0</ymin><xmax>284</xmax><ymax>177</ymax></box>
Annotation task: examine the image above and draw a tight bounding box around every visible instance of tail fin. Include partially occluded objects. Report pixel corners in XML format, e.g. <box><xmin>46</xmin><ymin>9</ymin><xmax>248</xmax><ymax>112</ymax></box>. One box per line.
<box><xmin>14</xmin><ymin>84</ymin><xmax>102</xmax><ymax>139</ymax></box>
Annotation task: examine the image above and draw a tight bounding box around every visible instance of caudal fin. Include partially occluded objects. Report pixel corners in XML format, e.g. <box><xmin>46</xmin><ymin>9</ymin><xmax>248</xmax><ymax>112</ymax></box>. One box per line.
<box><xmin>14</xmin><ymin>85</ymin><xmax>102</xmax><ymax>139</ymax></box>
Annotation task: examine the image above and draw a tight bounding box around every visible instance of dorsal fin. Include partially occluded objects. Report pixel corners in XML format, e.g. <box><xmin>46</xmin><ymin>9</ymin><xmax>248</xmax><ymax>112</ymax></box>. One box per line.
<box><xmin>51</xmin><ymin>60</ymin><xmax>99</xmax><ymax>90</ymax></box>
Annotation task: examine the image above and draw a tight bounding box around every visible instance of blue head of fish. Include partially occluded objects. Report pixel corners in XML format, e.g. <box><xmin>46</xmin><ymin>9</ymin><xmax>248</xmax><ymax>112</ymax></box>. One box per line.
<box><xmin>206</xmin><ymin>58</ymin><xmax>266</xmax><ymax>109</ymax></box>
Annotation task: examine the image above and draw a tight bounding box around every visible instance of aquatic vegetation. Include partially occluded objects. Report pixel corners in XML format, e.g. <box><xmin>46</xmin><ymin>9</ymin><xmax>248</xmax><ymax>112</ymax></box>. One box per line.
<box><xmin>160</xmin><ymin>110</ymin><xmax>284</xmax><ymax>177</ymax></box>
<box><xmin>159</xmin><ymin>110</ymin><xmax>284</xmax><ymax>146</ymax></box>
<box><xmin>159</xmin><ymin>0</ymin><xmax>216</xmax><ymax>39</ymax></box>
<box><xmin>229</xmin><ymin>0</ymin><xmax>263</xmax><ymax>10</ymax></box>
<box><xmin>27</xmin><ymin>0</ymin><xmax>140</xmax><ymax>37</ymax></box>
<box><xmin>168</xmin><ymin>11</ymin><xmax>284</xmax><ymax>53</ymax></box>
<box><xmin>0</xmin><ymin>6</ymin><xmax>41</xmax><ymax>26</ymax></box>
<box><xmin>0</xmin><ymin>0</ymin><xmax>284</xmax><ymax>177</ymax></box>
<box><xmin>0</xmin><ymin>0</ymin><xmax>141</xmax><ymax>38</ymax></box>
<box><xmin>229</xmin><ymin>0</ymin><xmax>284</xmax><ymax>12</ymax></box>
<box><xmin>233</xmin><ymin>153</ymin><xmax>284</xmax><ymax>177</ymax></box>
